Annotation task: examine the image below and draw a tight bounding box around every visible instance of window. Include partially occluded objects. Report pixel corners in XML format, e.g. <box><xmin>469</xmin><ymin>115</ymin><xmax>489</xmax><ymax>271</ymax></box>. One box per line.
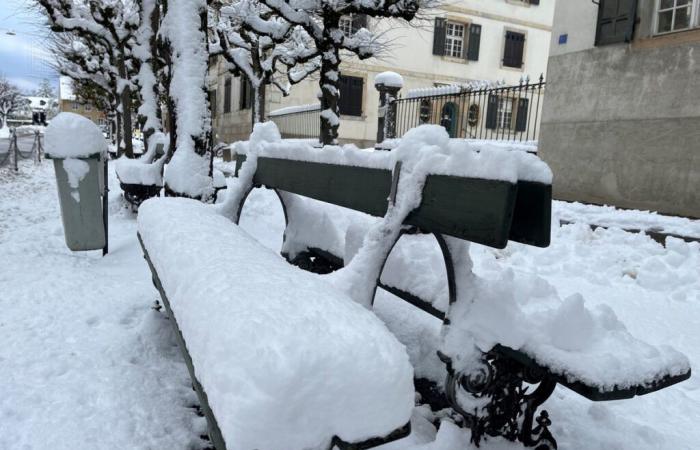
<box><xmin>239</xmin><ymin>77</ymin><xmax>253</xmax><ymax>110</ymax></box>
<box><xmin>224</xmin><ymin>78</ymin><xmax>231</xmax><ymax>113</ymax></box>
<box><xmin>656</xmin><ymin>0</ymin><xmax>698</xmax><ymax>33</ymax></box>
<box><xmin>432</xmin><ymin>19</ymin><xmax>481</xmax><ymax>61</ymax></box>
<box><xmin>338</xmin><ymin>75</ymin><xmax>363</xmax><ymax>116</ymax></box>
<box><xmin>496</xmin><ymin>98</ymin><xmax>513</xmax><ymax>129</ymax></box>
<box><xmin>71</xmin><ymin>101</ymin><xmax>80</xmax><ymax>110</ymax></box>
<box><xmin>339</xmin><ymin>14</ymin><xmax>367</xmax><ymax>35</ymax></box>
<box><xmin>503</xmin><ymin>31</ymin><xmax>525</xmax><ymax>68</ymax></box>
<box><xmin>445</xmin><ymin>22</ymin><xmax>465</xmax><ymax>58</ymax></box>
<box><xmin>85</xmin><ymin>103</ymin><xmax>92</xmax><ymax>111</ymax></box>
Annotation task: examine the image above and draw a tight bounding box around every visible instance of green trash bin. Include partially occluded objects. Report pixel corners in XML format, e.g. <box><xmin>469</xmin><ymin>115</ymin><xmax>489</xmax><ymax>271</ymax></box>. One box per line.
<box><xmin>45</xmin><ymin>113</ymin><xmax>108</xmax><ymax>252</ymax></box>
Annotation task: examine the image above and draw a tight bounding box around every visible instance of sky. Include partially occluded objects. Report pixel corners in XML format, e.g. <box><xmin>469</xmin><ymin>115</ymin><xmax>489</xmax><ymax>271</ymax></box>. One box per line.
<box><xmin>0</xmin><ymin>0</ymin><xmax>58</xmax><ymax>95</ymax></box>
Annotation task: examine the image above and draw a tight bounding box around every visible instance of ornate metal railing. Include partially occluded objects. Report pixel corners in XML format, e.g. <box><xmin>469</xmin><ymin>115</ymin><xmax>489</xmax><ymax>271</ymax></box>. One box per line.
<box><xmin>394</xmin><ymin>76</ymin><xmax>545</xmax><ymax>142</ymax></box>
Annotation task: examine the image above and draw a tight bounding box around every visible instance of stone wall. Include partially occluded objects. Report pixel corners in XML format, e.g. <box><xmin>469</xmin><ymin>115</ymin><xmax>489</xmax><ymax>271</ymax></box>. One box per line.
<box><xmin>539</xmin><ymin>40</ymin><xmax>700</xmax><ymax>218</ymax></box>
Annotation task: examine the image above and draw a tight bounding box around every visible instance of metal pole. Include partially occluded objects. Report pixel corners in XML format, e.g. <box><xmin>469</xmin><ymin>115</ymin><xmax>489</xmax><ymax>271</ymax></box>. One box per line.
<box><xmin>12</xmin><ymin>128</ymin><xmax>18</xmax><ymax>171</ymax></box>
<box><xmin>102</xmin><ymin>155</ymin><xmax>109</xmax><ymax>256</ymax></box>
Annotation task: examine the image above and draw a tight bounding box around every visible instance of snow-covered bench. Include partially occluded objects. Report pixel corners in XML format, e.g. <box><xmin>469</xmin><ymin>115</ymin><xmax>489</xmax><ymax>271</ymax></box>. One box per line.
<box><xmin>221</xmin><ymin>123</ymin><xmax>691</xmax><ymax>449</ymax></box>
<box><xmin>137</xmin><ymin>198</ymin><xmax>414</xmax><ymax>450</ymax></box>
<box><xmin>115</xmin><ymin>135</ymin><xmax>168</xmax><ymax>210</ymax></box>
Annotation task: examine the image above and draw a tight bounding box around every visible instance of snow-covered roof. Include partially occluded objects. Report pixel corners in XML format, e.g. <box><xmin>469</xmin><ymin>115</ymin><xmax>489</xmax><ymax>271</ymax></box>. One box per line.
<box><xmin>25</xmin><ymin>96</ymin><xmax>56</xmax><ymax>111</ymax></box>
<box><xmin>59</xmin><ymin>76</ymin><xmax>76</xmax><ymax>101</ymax></box>
<box><xmin>268</xmin><ymin>103</ymin><xmax>320</xmax><ymax>117</ymax></box>
<box><xmin>405</xmin><ymin>80</ymin><xmax>500</xmax><ymax>99</ymax></box>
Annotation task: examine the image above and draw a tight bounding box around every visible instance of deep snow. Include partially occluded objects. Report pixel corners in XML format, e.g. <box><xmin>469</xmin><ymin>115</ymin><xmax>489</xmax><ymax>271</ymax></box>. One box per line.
<box><xmin>0</xmin><ymin>158</ymin><xmax>699</xmax><ymax>449</ymax></box>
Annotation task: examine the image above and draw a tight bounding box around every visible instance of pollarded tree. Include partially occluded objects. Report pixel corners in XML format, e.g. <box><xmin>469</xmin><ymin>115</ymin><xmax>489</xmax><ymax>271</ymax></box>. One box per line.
<box><xmin>37</xmin><ymin>0</ymin><xmax>139</xmax><ymax>157</ymax></box>
<box><xmin>259</xmin><ymin>0</ymin><xmax>424</xmax><ymax>144</ymax></box>
<box><xmin>213</xmin><ymin>0</ymin><xmax>320</xmax><ymax>124</ymax></box>
<box><xmin>160</xmin><ymin>0</ymin><xmax>215</xmax><ymax>199</ymax></box>
<box><xmin>0</xmin><ymin>76</ymin><xmax>29</xmax><ymax>130</ymax></box>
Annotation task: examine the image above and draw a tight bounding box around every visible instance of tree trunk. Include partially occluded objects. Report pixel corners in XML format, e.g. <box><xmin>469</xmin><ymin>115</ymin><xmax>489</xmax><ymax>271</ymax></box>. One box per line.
<box><xmin>166</xmin><ymin>98</ymin><xmax>177</xmax><ymax>162</ymax></box>
<box><xmin>252</xmin><ymin>83</ymin><xmax>266</xmax><ymax>125</ymax></box>
<box><xmin>116</xmin><ymin>112</ymin><xmax>123</xmax><ymax>156</ymax></box>
<box><xmin>319</xmin><ymin>16</ymin><xmax>341</xmax><ymax>146</ymax></box>
<box><xmin>118</xmin><ymin>50</ymin><xmax>134</xmax><ymax>158</ymax></box>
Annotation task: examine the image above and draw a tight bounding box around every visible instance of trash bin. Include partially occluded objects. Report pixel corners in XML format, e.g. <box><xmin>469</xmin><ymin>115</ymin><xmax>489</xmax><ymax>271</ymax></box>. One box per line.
<box><xmin>45</xmin><ymin>113</ymin><xmax>108</xmax><ymax>252</ymax></box>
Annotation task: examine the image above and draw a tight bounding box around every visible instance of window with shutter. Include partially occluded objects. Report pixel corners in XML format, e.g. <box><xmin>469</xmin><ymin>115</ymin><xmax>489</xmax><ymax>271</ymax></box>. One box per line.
<box><xmin>339</xmin><ymin>14</ymin><xmax>368</xmax><ymax>35</ymax></box>
<box><xmin>503</xmin><ymin>31</ymin><xmax>525</xmax><ymax>68</ymax></box>
<box><xmin>223</xmin><ymin>78</ymin><xmax>231</xmax><ymax>114</ymax></box>
<box><xmin>595</xmin><ymin>0</ymin><xmax>638</xmax><ymax>45</ymax></box>
<box><xmin>338</xmin><ymin>75</ymin><xmax>364</xmax><ymax>117</ymax></box>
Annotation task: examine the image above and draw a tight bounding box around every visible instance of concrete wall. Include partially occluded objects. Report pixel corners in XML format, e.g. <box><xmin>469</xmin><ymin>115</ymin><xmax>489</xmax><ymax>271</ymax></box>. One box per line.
<box><xmin>540</xmin><ymin>36</ymin><xmax>700</xmax><ymax>218</ymax></box>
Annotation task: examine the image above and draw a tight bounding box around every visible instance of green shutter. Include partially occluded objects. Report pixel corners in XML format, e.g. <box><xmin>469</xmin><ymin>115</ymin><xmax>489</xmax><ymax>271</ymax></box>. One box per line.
<box><xmin>466</xmin><ymin>24</ymin><xmax>481</xmax><ymax>61</ymax></box>
<box><xmin>595</xmin><ymin>0</ymin><xmax>637</xmax><ymax>46</ymax></box>
<box><xmin>433</xmin><ymin>18</ymin><xmax>446</xmax><ymax>56</ymax></box>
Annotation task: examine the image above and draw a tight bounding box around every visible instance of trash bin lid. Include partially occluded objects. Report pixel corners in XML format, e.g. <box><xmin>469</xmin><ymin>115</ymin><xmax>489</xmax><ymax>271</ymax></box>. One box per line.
<box><xmin>45</xmin><ymin>112</ymin><xmax>108</xmax><ymax>160</ymax></box>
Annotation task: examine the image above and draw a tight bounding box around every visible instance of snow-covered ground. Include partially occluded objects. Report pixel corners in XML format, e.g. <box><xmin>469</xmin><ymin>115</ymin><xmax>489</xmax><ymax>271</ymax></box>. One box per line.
<box><xmin>1</xmin><ymin>159</ymin><xmax>699</xmax><ymax>449</ymax></box>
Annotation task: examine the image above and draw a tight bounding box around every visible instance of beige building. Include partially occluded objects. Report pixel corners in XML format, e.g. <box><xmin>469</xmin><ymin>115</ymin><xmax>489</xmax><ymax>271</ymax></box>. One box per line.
<box><xmin>58</xmin><ymin>76</ymin><xmax>107</xmax><ymax>128</ymax></box>
<box><xmin>209</xmin><ymin>0</ymin><xmax>555</xmax><ymax>146</ymax></box>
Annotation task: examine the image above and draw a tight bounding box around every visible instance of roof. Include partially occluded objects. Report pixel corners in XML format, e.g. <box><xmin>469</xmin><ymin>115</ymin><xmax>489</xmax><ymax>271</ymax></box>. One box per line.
<box><xmin>25</xmin><ymin>96</ymin><xmax>56</xmax><ymax>111</ymax></box>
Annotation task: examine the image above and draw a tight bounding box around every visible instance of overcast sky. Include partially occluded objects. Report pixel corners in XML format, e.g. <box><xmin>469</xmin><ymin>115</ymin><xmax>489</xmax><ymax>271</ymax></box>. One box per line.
<box><xmin>1</xmin><ymin>0</ymin><xmax>58</xmax><ymax>94</ymax></box>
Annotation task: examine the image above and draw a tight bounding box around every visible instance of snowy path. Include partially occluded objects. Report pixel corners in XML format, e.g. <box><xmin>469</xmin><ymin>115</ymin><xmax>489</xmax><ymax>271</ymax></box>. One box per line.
<box><xmin>0</xmin><ymin>161</ymin><xmax>206</xmax><ymax>449</ymax></box>
<box><xmin>1</xmin><ymin>160</ymin><xmax>698</xmax><ymax>449</ymax></box>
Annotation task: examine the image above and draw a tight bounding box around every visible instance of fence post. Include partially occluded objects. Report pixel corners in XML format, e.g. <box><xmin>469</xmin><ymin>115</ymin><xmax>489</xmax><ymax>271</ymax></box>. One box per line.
<box><xmin>11</xmin><ymin>127</ymin><xmax>18</xmax><ymax>171</ymax></box>
<box><xmin>375</xmin><ymin>72</ymin><xmax>402</xmax><ymax>148</ymax></box>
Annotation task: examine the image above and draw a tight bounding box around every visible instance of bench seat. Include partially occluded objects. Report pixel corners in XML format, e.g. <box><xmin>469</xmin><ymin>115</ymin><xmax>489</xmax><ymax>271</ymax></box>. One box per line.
<box><xmin>137</xmin><ymin>197</ymin><xmax>414</xmax><ymax>450</ymax></box>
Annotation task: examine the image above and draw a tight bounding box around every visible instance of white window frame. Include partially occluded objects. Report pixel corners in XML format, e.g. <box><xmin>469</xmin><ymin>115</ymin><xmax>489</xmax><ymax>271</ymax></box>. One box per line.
<box><xmin>653</xmin><ymin>0</ymin><xmax>700</xmax><ymax>35</ymax></box>
<box><xmin>496</xmin><ymin>97</ymin><xmax>514</xmax><ymax>130</ymax></box>
<box><xmin>445</xmin><ymin>21</ymin><xmax>466</xmax><ymax>58</ymax></box>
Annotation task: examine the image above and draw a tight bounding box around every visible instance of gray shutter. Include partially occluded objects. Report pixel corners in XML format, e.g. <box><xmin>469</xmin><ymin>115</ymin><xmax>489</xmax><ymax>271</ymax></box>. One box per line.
<box><xmin>433</xmin><ymin>18</ymin><xmax>446</xmax><ymax>56</ymax></box>
<box><xmin>595</xmin><ymin>0</ymin><xmax>637</xmax><ymax>46</ymax></box>
<box><xmin>352</xmin><ymin>14</ymin><xmax>368</xmax><ymax>32</ymax></box>
<box><xmin>503</xmin><ymin>32</ymin><xmax>525</xmax><ymax>68</ymax></box>
<box><xmin>485</xmin><ymin>94</ymin><xmax>498</xmax><ymax>129</ymax></box>
<box><xmin>529</xmin><ymin>0</ymin><xmax>540</xmax><ymax>5</ymax></box>
<box><xmin>515</xmin><ymin>98</ymin><xmax>529</xmax><ymax>132</ymax></box>
<box><xmin>466</xmin><ymin>24</ymin><xmax>481</xmax><ymax>61</ymax></box>
<box><xmin>224</xmin><ymin>78</ymin><xmax>231</xmax><ymax>113</ymax></box>
<box><xmin>339</xmin><ymin>75</ymin><xmax>363</xmax><ymax>117</ymax></box>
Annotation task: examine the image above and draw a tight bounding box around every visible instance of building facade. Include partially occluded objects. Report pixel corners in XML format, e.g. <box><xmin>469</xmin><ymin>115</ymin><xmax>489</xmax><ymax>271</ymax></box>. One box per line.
<box><xmin>209</xmin><ymin>0</ymin><xmax>555</xmax><ymax>146</ymax></box>
<box><xmin>539</xmin><ymin>0</ymin><xmax>700</xmax><ymax>217</ymax></box>
<box><xmin>58</xmin><ymin>76</ymin><xmax>107</xmax><ymax>127</ymax></box>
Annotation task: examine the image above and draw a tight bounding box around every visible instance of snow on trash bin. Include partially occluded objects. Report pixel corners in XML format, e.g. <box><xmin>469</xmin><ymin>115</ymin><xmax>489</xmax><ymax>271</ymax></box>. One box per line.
<box><xmin>45</xmin><ymin>112</ymin><xmax>107</xmax><ymax>251</ymax></box>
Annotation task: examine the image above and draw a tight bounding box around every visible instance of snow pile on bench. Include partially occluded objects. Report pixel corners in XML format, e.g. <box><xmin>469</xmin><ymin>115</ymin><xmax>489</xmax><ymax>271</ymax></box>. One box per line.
<box><xmin>45</xmin><ymin>112</ymin><xmax>107</xmax><ymax>159</ymax></box>
<box><xmin>138</xmin><ymin>198</ymin><xmax>414</xmax><ymax>449</ymax></box>
<box><xmin>235</xmin><ymin>124</ymin><xmax>552</xmax><ymax>184</ymax></box>
<box><xmin>115</xmin><ymin>133</ymin><xmax>169</xmax><ymax>186</ymax></box>
<box><xmin>442</xmin><ymin>246</ymin><xmax>691</xmax><ymax>392</ymax></box>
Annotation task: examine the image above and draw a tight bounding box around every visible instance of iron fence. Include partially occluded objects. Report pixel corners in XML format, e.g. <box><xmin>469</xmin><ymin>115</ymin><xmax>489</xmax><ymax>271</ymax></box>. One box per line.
<box><xmin>268</xmin><ymin>106</ymin><xmax>321</xmax><ymax>140</ymax></box>
<box><xmin>394</xmin><ymin>76</ymin><xmax>545</xmax><ymax>142</ymax></box>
